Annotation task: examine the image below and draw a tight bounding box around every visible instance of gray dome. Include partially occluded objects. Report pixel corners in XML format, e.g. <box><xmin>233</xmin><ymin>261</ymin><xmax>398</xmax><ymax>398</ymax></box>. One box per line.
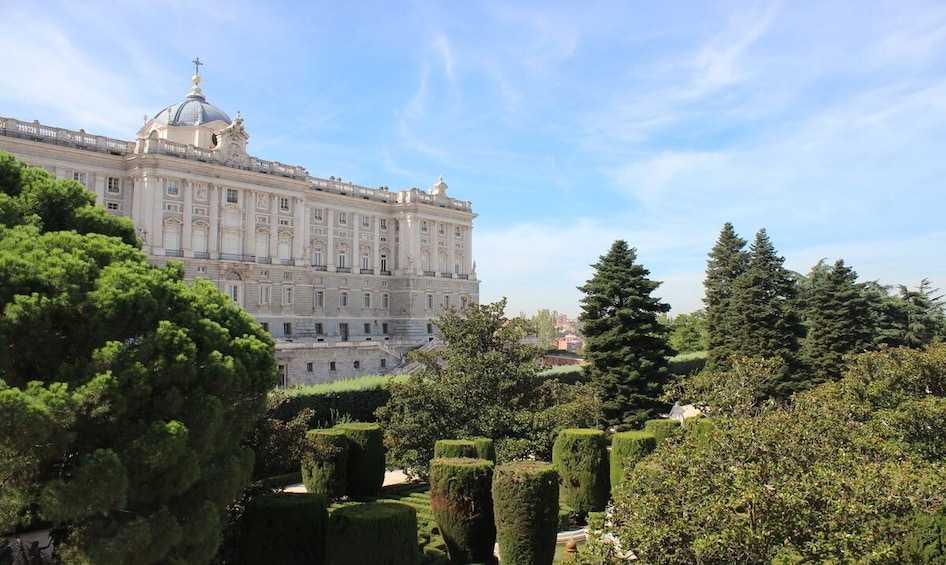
<box><xmin>152</xmin><ymin>85</ymin><xmax>231</xmax><ymax>127</ymax></box>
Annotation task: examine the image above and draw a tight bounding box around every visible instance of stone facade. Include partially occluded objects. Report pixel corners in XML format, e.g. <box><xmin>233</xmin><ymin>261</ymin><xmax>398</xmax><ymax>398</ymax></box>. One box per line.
<box><xmin>0</xmin><ymin>73</ymin><xmax>478</xmax><ymax>385</ymax></box>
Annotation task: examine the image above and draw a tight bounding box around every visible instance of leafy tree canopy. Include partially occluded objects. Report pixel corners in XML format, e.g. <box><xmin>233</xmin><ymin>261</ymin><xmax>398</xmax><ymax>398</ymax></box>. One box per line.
<box><xmin>376</xmin><ymin>298</ymin><xmax>601</xmax><ymax>477</ymax></box>
<box><xmin>583</xmin><ymin>344</ymin><xmax>946</xmax><ymax>565</ymax></box>
<box><xmin>0</xmin><ymin>152</ymin><xmax>276</xmax><ymax>563</ymax></box>
<box><xmin>578</xmin><ymin>240</ymin><xmax>674</xmax><ymax>427</ymax></box>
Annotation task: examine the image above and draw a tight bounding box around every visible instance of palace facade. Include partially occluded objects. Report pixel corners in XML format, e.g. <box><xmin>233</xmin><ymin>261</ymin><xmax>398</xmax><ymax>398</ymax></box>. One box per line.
<box><xmin>0</xmin><ymin>71</ymin><xmax>479</xmax><ymax>385</ymax></box>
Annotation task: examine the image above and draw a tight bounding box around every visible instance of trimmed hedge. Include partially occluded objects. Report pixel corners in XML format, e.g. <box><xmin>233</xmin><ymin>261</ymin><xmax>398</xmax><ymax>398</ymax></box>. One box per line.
<box><xmin>326</xmin><ymin>502</ymin><xmax>419</xmax><ymax>565</ymax></box>
<box><xmin>429</xmin><ymin>458</ymin><xmax>497</xmax><ymax>564</ymax></box>
<box><xmin>433</xmin><ymin>439</ymin><xmax>478</xmax><ymax>460</ymax></box>
<box><xmin>492</xmin><ymin>461</ymin><xmax>559</xmax><ymax>565</ymax></box>
<box><xmin>302</xmin><ymin>428</ymin><xmax>349</xmax><ymax>499</ymax></box>
<box><xmin>239</xmin><ymin>492</ymin><xmax>328</xmax><ymax>565</ymax></box>
<box><xmin>270</xmin><ymin>386</ymin><xmax>391</xmax><ymax>427</ymax></box>
<box><xmin>334</xmin><ymin>422</ymin><xmax>386</xmax><ymax>496</ymax></box>
<box><xmin>684</xmin><ymin>416</ymin><xmax>714</xmax><ymax>443</ymax></box>
<box><xmin>644</xmin><ymin>418</ymin><xmax>681</xmax><ymax>445</ymax></box>
<box><xmin>609</xmin><ymin>430</ymin><xmax>657</xmax><ymax>490</ymax></box>
<box><xmin>552</xmin><ymin>428</ymin><xmax>609</xmax><ymax>517</ymax></box>
<box><xmin>472</xmin><ymin>437</ymin><xmax>496</xmax><ymax>462</ymax></box>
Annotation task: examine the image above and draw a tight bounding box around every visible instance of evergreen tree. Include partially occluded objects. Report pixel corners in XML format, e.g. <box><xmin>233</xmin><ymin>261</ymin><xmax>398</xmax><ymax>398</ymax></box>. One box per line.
<box><xmin>864</xmin><ymin>279</ymin><xmax>946</xmax><ymax>349</ymax></box>
<box><xmin>801</xmin><ymin>259</ymin><xmax>873</xmax><ymax>383</ymax></box>
<box><xmin>577</xmin><ymin>240</ymin><xmax>674</xmax><ymax>427</ymax></box>
<box><xmin>703</xmin><ymin>222</ymin><xmax>749</xmax><ymax>371</ymax></box>
<box><xmin>727</xmin><ymin>229</ymin><xmax>805</xmax><ymax>395</ymax></box>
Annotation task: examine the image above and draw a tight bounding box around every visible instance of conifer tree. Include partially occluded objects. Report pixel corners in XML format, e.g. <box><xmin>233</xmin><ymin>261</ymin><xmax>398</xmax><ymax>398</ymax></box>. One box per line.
<box><xmin>728</xmin><ymin>229</ymin><xmax>805</xmax><ymax>395</ymax></box>
<box><xmin>801</xmin><ymin>259</ymin><xmax>873</xmax><ymax>383</ymax></box>
<box><xmin>703</xmin><ymin>222</ymin><xmax>749</xmax><ymax>371</ymax></box>
<box><xmin>578</xmin><ymin>240</ymin><xmax>673</xmax><ymax>427</ymax></box>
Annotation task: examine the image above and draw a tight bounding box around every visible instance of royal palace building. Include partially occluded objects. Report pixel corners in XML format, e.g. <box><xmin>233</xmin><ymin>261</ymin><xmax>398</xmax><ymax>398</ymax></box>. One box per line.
<box><xmin>0</xmin><ymin>69</ymin><xmax>479</xmax><ymax>385</ymax></box>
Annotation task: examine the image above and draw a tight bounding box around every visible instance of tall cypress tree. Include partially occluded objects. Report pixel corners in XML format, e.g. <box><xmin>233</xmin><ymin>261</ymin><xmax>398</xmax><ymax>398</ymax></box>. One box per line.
<box><xmin>801</xmin><ymin>259</ymin><xmax>873</xmax><ymax>384</ymax></box>
<box><xmin>578</xmin><ymin>240</ymin><xmax>674</xmax><ymax>427</ymax></box>
<box><xmin>728</xmin><ymin>229</ymin><xmax>806</xmax><ymax>395</ymax></box>
<box><xmin>703</xmin><ymin>222</ymin><xmax>749</xmax><ymax>371</ymax></box>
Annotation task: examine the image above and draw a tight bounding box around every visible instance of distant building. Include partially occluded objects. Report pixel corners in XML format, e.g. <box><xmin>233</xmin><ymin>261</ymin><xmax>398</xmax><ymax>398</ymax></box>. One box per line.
<box><xmin>0</xmin><ymin>67</ymin><xmax>479</xmax><ymax>385</ymax></box>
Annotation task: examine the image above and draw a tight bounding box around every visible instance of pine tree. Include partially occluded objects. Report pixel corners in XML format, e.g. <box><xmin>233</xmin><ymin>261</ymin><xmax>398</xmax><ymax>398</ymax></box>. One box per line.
<box><xmin>578</xmin><ymin>240</ymin><xmax>674</xmax><ymax>427</ymax></box>
<box><xmin>801</xmin><ymin>259</ymin><xmax>873</xmax><ymax>383</ymax></box>
<box><xmin>703</xmin><ymin>222</ymin><xmax>749</xmax><ymax>371</ymax></box>
<box><xmin>728</xmin><ymin>229</ymin><xmax>806</xmax><ymax>395</ymax></box>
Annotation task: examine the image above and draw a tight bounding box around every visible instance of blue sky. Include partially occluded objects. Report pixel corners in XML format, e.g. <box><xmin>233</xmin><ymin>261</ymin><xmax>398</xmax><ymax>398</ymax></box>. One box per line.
<box><xmin>2</xmin><ymin>1</ymin><xmax>945</xmax><ymax>318</ymax></box>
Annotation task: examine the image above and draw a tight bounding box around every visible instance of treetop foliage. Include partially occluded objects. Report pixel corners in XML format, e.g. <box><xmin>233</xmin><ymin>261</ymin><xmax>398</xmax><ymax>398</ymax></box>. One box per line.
<box><xmin>0</xmin><ymin>152</ymin><xmax>277</xmax><ymax>563</ymax></box>
<box><xmin>578</xmin><ymin>240</ymin><xmax>674</xmax><ymax>427</ymax></box>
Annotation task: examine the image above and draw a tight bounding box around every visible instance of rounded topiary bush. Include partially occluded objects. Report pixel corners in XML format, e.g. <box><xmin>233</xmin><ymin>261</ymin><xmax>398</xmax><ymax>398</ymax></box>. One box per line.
<box><xmin>644</xmin><ymin>418</ymin><xmax>680</xmax><ymax>445</ymax></box>
<box><xmin>239</xmin><ymin>492</ymin><xmax>328</xmax><ymax>565</ymax></box>
<box><xmin>429</xmin><ymin>457</ymin><xmax>496</xmax><ymax>564</ymax></box>
<box><xmin>302</xmin><ymin>428</ymin><xmax>349</xmax><ymax>499</ymax></box>
<box><xmin>334</xmin><ymin>422</ymin><xmax>385</xmax><ymax>496</ymax></box>
<box><xmin>326</xmin><ymin>502</ymin><xmax>419</xmax><ymax>565</ymax></box>
<box><xmin>433</xmin><ymin>439</ymin><xmax>478</xmax><ymax>460</ymax></box>
<box><xmin>609</xmin><ymin>430</ymin><xmax>657</xmax><ymax>490</ymax></box>
<box><xmin>492</xmin><ymin>461</ymin><xmax>559</xmax><ymax>565</ymax></box>
<box><xmin>552</xmin><ymin>428</ymin><xmax>609</xmax><ymax>517</ymax></box>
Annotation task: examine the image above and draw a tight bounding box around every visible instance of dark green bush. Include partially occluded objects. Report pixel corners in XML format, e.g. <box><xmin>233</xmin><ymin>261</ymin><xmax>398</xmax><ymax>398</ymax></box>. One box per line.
<box><xmin>902</xmin><ymin>511</ymin><xmax>946</xmax><ymax>563</ymax></box>
<box><xmin>552</xmin><ymin>428</ymin><xmax>609</xmax><ymax>518</ymax></box>
<box><xmin>270</xmin><ymin>386</ymin><xmax>391</xmax><ymax>426</ymax></box>
<box><xmin>492</xmin><ymin>461</ymin><xmax>559</xmax><ymax>565</ymax></box>
<box><xmin>684</xmin><ymin>416</ymin><xmax>714</xmax><ymax>443</ymax></box>
<box><xmin>246</xmin><ymin>391</ymin><xmax>316</xmax><ymax>479</ymax></box>
<box><xmin>326</xmin><ymin>502</ymin><xmax>419</xmax><ymax>565</ymax></box>
<box><xmin>334</xmin><ymin>422</ymin><xmax>386</xmax><ymax>496</ymax></box>
<box><xmin>433</xmin><ymin>439</ymin><xmax>478</xmax><ymax>459</ymax></box>
<box><xmin>609</xmin><ymin>430</ymin><xmax>657</xmax><ymax>490</ymax></box>
<box><xmin>644</xmin><ymin>418</ymin><xmax>681</xmax><ymax>445</ymax></box>
<box><xmin>429</xmin><ymin>458</ymin><xmax>496</xmax><ymax>564</ymax></box>
<box><xmin>239</xmin><ymin>492</ymin><xmax>328</xmax><ymax>565</ymax></box>
<box><xmin>301</xmin><ymin>428</ymin><xmax>349</xmax><ymax>499</ymax></box>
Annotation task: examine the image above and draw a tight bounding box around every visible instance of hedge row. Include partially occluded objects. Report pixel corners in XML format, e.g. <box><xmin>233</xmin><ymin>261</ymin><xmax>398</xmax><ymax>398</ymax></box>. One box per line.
<box><xmin>302</xmin><ymin>422</ymin><xmax>386</xmax><ymax>499</ymax></box>
<box><xmin>269</xmin><ymin>386</ymin><xmax>391</xmax><ymax>426</ymax></box>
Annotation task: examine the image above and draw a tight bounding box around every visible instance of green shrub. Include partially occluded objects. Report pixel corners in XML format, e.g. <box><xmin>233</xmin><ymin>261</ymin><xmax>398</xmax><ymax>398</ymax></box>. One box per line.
<box><xmin>644</xmin><ymin>418</ymin><xmax>680</xmax><ymax>445</ymax></box>
<box><xmin>239</xmin><ymin>492</ymin><xmax>328</xmax><ymax>565</ymax></box>
<box><xmin>433</xmin><ymin>439</ymin><xmax>478</xmax><ymax>459</ymax></box>
<box><xmin>552</xmin><ymin>428</ymin><xmax>609</xmax><ymax>518</ymax></box>
<box><xmin>668</xmin><ymin>352</ymin><xmax>707</xmax><ymax>376</ymax></box>
<box><xmin>429</xmin><ymin>458</ymin><xmax>496</xmax><ymax>564</ymax></box>
<box><xmin>472</xmin><ymin>437</ymin><xmax>496</xmax><ymax>462</ymax></box>
<box><xmin>492</xmin><ymin>461</ymin><xmax>559</xmax><ymax>565</ymax></box>
<box><xmin>609</xmin><ymin>430</ymin><xmax>657</xmax><ymax>490</ymax></box>
<box><xmin>301</xmin><ymin>428</ymin><xmax>349</xmax><ymax>499</ymax></box>
<box><xmin>902</xmin><ymin>511</ymin><xmax>946</xmax><ymax>563</ymax></box>
<box><xmin>326</xmin><ymin>502</ymin><xmax>419</xmax><ymax>565</ymax></box>
<box><xmin>334</xmin><ymin>422</ymin><xmax>386</xmax><ymax>496</ymax></box>
<box><xmin>270</xmin><ymin>382</ymin><xmax>392</xmax><ymax>426</ymax></box>
<box><xmin>684</xmin><ymin>416</ymin><xmax>714</xmax><ymax>443</ymax></box>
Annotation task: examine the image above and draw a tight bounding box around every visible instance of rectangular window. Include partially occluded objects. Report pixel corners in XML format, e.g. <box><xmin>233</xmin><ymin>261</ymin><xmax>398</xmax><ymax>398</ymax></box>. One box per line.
<box><xmin>229</xmin><ymin>285</ymin><xmax>239</xmax><ymax>302</ymax></box>
<box><xmin>381</xmin><ymin>358</ymin><xmax>387</xmax><ymax>368</ymax></box>
<box><xmin>261</xmin><ymin>322</ymin><xmax>269</xmax><ymax>332</ymax></box>
<box><xmin>107</xmin><ymin>177</ymin><xmax>121</xmax><ymax>193</ymax></box>
<box><xmin>381</xmin><ymin>293</ymin><xmax>389</xmax><ymax>309</ymax></box>
<box><xmin>283</xmin><ymin>322</ymin><xmax>292</xmax><ymax>336</ymax></box>
<box><xmin>427</xmin><ymin>323</ymin><xmax>433</xmax><ymax>334</ymax></box>
<box><xmin>226</xmin><ymin>188</ymin><xmax>238</xmax><ymax>203</ymax></box>
<box><xmin>106</xmin><ymin>201</ymin><xmax>120</xmax><ymax>210</ymax></box>
<box><xmin>167</xmin><ymin>180</ymin><xmax>180</xmax><ymax>196</ymax></box>
<box><xmin>361</xmin><ymin>254</ymin><xmax>370</xmax><ymax>270</ymax></box>
<box><xmin>338</xmin><ymin>212</ymin><xmax>347</xmax><ymax>225</ymax></box>
<box><xmin>279</xmin><ymin>197</ymin><xmax>290</xmax><ymax>211</ymax></box>
<box><xmin>312</xmin><ymin>249</ymin><xmax>323</xmax><ymax>266</ymax></box>
<box><xmin>315</xmin><ymin>322</ymin><xmax>324</xmax><ymax>334</ymax></box>
<box><xmin>427</xmin><ymin>294</ymin><xmax>434</xmax><ymax>309</ymax></box>
<box><xmin>312</xmin><ymin>208</ymin><xmax>323</xmax><ymax>221</ymax></box>
<box><xmin>340</xmin><ymin>291</ymin><xmax>348</xmax><ymax>308</ymax></box>
<box><xmin>315</xmin><ymin>291</ymin><xmax>324</xmax><ymax>308</ymax></box>
<box><xmin>382</xmin><ymin>322</ymin><xmax>389</xmax><ymax>335</ymax></box>
<box><xmin>259</xmin><ymin>285</ymin><xmax>271</xmax><ymax>305</ymax></box>
<box><xmin>364</xmin><ymin>323</ymin><xmax>371</xmax><ymax>334</ymax></box>
<box><xmin>421</xmin><ymin>220</ymin><xmax>428</xmax><ymax>233</ymax></box>
<box><xmin>283</xmin><ymin>287</ymin><xmax>293</xmax><ymax>305</ymax></box>
<box><xmin>380</xmin><ymin>218</ymin><xmax>387</xmax><ymax>230</ymax></box>
<box><xmin>73</xmin><ymin>172</ymin><xmax>87</xmax><ymax>187</ymax></box>
<box><xmin>455</xmin><ymin>226</ymin><xmax>461</xmax><ymax>238</ymax></box>
<box><xmin>330</xmin><ymin>361</ymin><xmax>337</xmax><ymax>371</ymax></box>
<box><xmin>361</xmin><ymin>215</ymin><xmax>370</xmax><ymax>228</ymax></box>
<box><xmin>337</xmin><ymin>251</ymin><xmax>347</xmax><ymax>268</ymax></box>
<box><xmin>444</xmin><ymin>295</ymin><xmax>451</xmax><ymax>308</ymax></box>
<box><xmin>438</xmin><ymin>223</ymin><xmax>445</xmax><ymax>235</ymax></box>
<box><xmin>363</xmin><ymin>292</ymin><xmax>371</xmax><ymax>308</ymax></box>
<box><xmin>306</xmin><ymin>362</ymin><xmax>314</xmax><ymax>372</ymax></box>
